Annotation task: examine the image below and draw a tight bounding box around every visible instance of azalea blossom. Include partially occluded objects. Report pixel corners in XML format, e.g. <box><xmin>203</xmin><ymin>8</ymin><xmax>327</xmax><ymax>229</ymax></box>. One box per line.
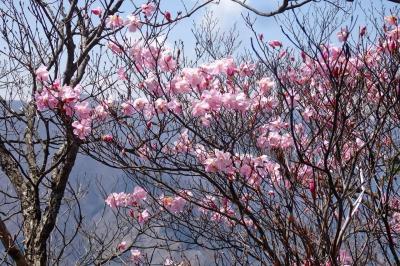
<box><xmin>35</xmin><ymin>66</ymin><xmax>49</xmax><ymax>82</ymax></box>
<box><xmin>91</xmin><ymin>7</ymin><xmax>102</xmax><ymax>16</ymax></box>
<box><xmin>141</xmin><ymin>3</ymin><xmax>156</xmax><ymax>17</ymax></box>
<box><xmin>337</xmin><ymin>28</ymin><xmax>349</xmax><ymax>42</ymax></box>
<box><xmin>268</xmin><ymin>40</ymin><xmax>282</xmax><ymax>48</ymax></box>
<box><xmin>71</xmin><ymin>119</ymin><xmax>91</xmax><ymax>140</ymax></box>
<box><xmin>126</xmin><ymin>14</ymin><xmax>142</xmax><ymax>32</ymax></box>
<box><xmin>117</xmin><ymin>241</ymin><xmax>127</xmax><ymax>251</ymax></box>
<box><xmin>385</xmin><ymin>15</ymin><xmax>398</xmax><ymax>26</ymax></box>
<box><xmin>130</xmin><ymin>249</ymin><xmax>142</xmax><ymax>262</ymax></box>
<box><xmin>106</xmin><ymin>14</ymin><xmax>124</xmax><ymax>29</ymax></box>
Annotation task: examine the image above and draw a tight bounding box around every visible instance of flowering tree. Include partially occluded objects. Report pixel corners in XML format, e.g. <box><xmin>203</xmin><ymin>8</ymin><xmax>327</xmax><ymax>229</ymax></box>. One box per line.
<box><xmin>0</xmin><ymin>0</ymin><xmax>214</xmax><ymax>265</ymax></box>
<box><xmin>85</xmin><ymin>5</ymin><xmax>400</xmax><ymax>266</ymax></box>
<box><xmin>2</xmin><ymin>0</ymin><xmax>400</xmax><ymax>265</ymax></box>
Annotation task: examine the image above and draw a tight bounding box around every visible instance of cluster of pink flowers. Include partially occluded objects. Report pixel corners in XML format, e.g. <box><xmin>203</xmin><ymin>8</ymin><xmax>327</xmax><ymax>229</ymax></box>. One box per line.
<box><xmin>105</xmin><ymin>186</ymin><xmax>150</xmax><ymax>225</ymax></box>
<box><xmin>34</xmin><ymin>67</ymin><xmax>103</xmax><ymax>140</ymax></box>
<box><xmin>105</xmin><ymin>186</ymin><xmax>147</xmax><ymax>208</ymax></box>
<box><xmin>159</xmin><ymin>194</ymin><xmax>188</xmax><ymax>214</ymax></box>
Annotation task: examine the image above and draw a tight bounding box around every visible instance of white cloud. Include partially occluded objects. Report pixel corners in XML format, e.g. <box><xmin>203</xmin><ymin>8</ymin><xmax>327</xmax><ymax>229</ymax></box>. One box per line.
<box><xmin>209</xmin><ymin>0</ymin><xmax>249</xmax><ymax>28</ymax></box>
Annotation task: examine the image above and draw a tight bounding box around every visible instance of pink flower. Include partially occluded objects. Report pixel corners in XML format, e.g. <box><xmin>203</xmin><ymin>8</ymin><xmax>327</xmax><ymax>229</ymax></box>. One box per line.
<box><xmin>94</xmin><ymin>104</ymin><xmax>108</xmax><ymax>120</ymax></box>
<box><xmin>105</xmin><ymin>193</ymin><xmax>119</xmax><ymax>208</ymax></box>
<box><xmin>337</xmin><ymin>28</ymin><xmax>349</xmax><ymax>42</ymax></box>
<box><xmin>385</xmin><ymin>15</ymin><xmax>398</xmax><ymax>26</ymax></box>
<box><xmin>268</xmin><ymin>40</ymin><xmax>282</xmax><ymax>48</ymax></box>
<box><xmin>121</xmin><ymin>101</ymin><xmax>134</xmax><ymax>116</ymax></box>
<box><xmin>91</xmin><ymin>7</ymin><xmax>102</xmax><ymax>17</ymax></box>
<box><xmin>130</xmin><ymin>249</ymin><xmax>142</xmax><ymax>262</ymax></box>
<box><xmin>160</xmin><ymin>195</ymin><xmax>186</xmax><ymax>213</ymax></box>
<box><xmin>133</xmin><ymin>98</ymin><xmax>149</xmax><ymax>110</ymax></box>
<box><xmin>164</xmin><ymin>11</ymin><xmax>172</xmax><ymax>22</ymax></box>
<box><xmin>181</xmin><ymin>68</ymin><xmax>203</xmax><ymax>87</ymax></box>
<box><xmin>141</xmin><ymin>3</ymin><xmax>156</xmax><ymax>17</ymax></box>
<box><xmin>60</xmin><ymin>85</ymin><xmax>80</xmax><ymax>103</ymax></box>
<box><xmin>102</xmin><ymin>134</ymin><xmax>113</xmax><ymax>142</ymax></box>
<box><xmin>117</xmin><ymin>241</ymin><xmax>127</xmax><ymax>251</ymax></box>
<box><xmin>35</xmin><ymin>89</ymin><xmax>58</xmax><ymax>110</ymax></box>
<box><xmin>132</xmin><ymin>186</ymin><xmax>147</xmax><ymax>202</ymax></box>
<box><xmin>108</xmin><ymin>41</ymin><xmax>123</xmax><ymax>54</ymax></box>
<box><xmin>72</xmin><ymin>119</ymin><xmax>91</xmax><ymax>140</ymax></box>
<box><xmin>192</xmin><ymin>101</ymin><xmax>210</xmax><ymax>117</ymax></box>
<box><xmin>74</xmin><ymin>101</ymin><xmax>91</xmax><ymax>119</ymax></box>
<box><xmin>35</xmin><ymin>66</ymin><xmax>49</xmax><ymax>82</ymax></box>
<box><xmin>167</xmin><ymin>99</ymin><xmax>182</xmax><ymax>114</ymax></box>
<box><xmin>258</xmin><ymin>77</ymin><xmax>275</xmax><ymax>94</ymax></box>
<box><xmin>138</xmin><ymin>209</ymin><xmax>150</xmax><ymax>224</ymax></box>
<box><xmin>117</xmin><ymin>67</ymin><xmax>127</xmax><ymax>80</ymax></box>
<box><xmin>239</xmin><ymin>164</ymin><xmax>252</xmax><ymax>178</ymax></box>
<box><xmin>169</xmin><ymin>196</ymin><xmax>186</xmax><ymax>213</ymax></box>
<box><xmin>204</xmin><ymin>149</ymin><xmax>232</xmax><ymax>173</ymax></box>
<box><xmin>155</xmin><ymin>98</ymin><xmax>168</xmax><ymax>113</ymax></box>
<box><xmin>126</xmin><ymin>14</ymin><xmax>142</xmax><ymax>32</ymax></box>
<box><xmin>356</xmin><ymin>138</ymin><xmax>364</xmax><ymax>149</ymax></box>
<box><xmin>302</xmin><ymin>107</ymin><xmax>313</xmax><ymax>122</ymax></box>
<box><xmin>159</xmin><ymin>50</ymin><xmax>177</xmax><ymax>72</ymax></box>
<box><xmin>106</xmin><ymin>14</ymin><xmax>124</xmax><ymax>29</ymax></box>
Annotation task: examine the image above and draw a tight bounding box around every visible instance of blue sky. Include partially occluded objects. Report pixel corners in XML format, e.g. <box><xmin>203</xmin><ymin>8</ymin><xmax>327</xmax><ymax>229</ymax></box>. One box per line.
<box><xmin>157</xmin><ymin>0</ymin><xmax>400</xmax><ymax>59</ymax></box>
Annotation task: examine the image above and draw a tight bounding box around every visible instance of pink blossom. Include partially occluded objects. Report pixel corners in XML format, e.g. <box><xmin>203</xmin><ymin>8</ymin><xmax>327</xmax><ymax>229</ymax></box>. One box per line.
<box><xmin>161</xmin><ymin>195</ymin><xmax>186</xmax><ymax>213</ymax></box>
<box><xmin>169</xmin><ymin>196</ymin><xmax>186</xmax><ymax>213</ymax></box>
<box><xmin>106</xmin><ymin>14</ymin><xmax>124</xmax><ymax>29</ymax></box>
<box><xmin>268</xmin><ymin>40</ymin><xmax>282</xmax><ymax>48</ymax></box>
<box><xmin>117</xmin><ymin>241</ymin><xmax>127</xmax><ymax>251</ymax></box>
<box><xmin>35</xmin><ymin>66</ymin><xmax>49</xmax><ymax>82</ymax></box>
<box><xmin>35</xmin><ymin>89</ymin><xmax>58</xmax><ymax>110</ymax></box>
<box><xmin>337</xmin><ymin>28</ymin><xmax>349</xmax><ymax>42</ymax></box>
<box><xmin>102</xmin><ymin>134</ymin><xmax>113</xmax><ymax>142</ymax></box>
<box><xmin>133</xmin><ymin>98</ymin><xmax>149</xmax><ymax>110</ymax></box>
<box><xmin>258</xmin><ymin>77</ymin><xmax>275</xmax><ymax>94</ymax></box>
<box><xmin>130</xmin><ymin>249</ymin><xmax>142</xmax><ymax>262</ymax></box>
<box><xmin>121</xmin><ymin>101</ymin><xmax>134</xmax><ymax>116</ymax></box>
<box><xmin>141</xmin><ymin>3</ymin><xmax>156</xmax><ymax>17</ymax></box>
<box><xmin>60</xmin><ymin>85</ymin><xmax>80</xmax><ymax>103</ymax></box>
<box><xmin>201</xmin><ymin>89</ymin><xmax>222</xmax><ymax>110</ymax></box>
<box><xmin>167</xmin><ymin>99</ymin><xmax>182</xmax><ymax>114</ymax></box>
<box><xmin>355</xmin><ymin>138</ymin><xmax>364</xmax><ymax>149</ymax></box>
<box><xmin>117</xmin><ymin>67</ymin><xmax>127</xmax><ymax>80</ymax></box>
<box><xmin>239</xmin><ymin>164</ymin><xmax>252</xmax><ymax>178</ymax></box>
<box><xmin>164</xmin><ymin>11</ymin><xmax>172</xmax><ymax>22</ymax></box>
<box><xmin>126</xmin><ymin>14</ymin><xmax>142</xmax><ymax>32</ymax></box>
<box><xmin>132</xmin><ymin>186</ymin><xmax>147</xmax><ymax>202</ymax></box>
<box><xmin>181</xmin><ymin>68</ymin><xmax>203</xmax><ymax>87</ymax></box>
<box><xmin>204</xmin><ymin>149</ymin><xmax>232</xmax><ymax>173</ymax></box>
<box><xmin>172</xmin><ymin>78</ymin><xmax>191</xmax><ymax>94</ymax></box>
<box><xmin>91</xmin><ymin>7</ymin><xmax>102</xmax><ymax>17</ymax></box>
<box><xmin>303</xmin><ymin>107</ymin><xmax>313</xmax><ymax>122</ymax></box>
<box><xmin>74</xmin><ymin>101</ymin><xmax>91</xmax><ymax>119</ymax></box>
<box><xmin>192</xmin><ymin>101</ymin><xmax>210</xmax><ymax>117</ymax></box>
<box><xmin>108</xmin><ymin>41</ymin><xmax>123</xmax><ymax>54</ymax></box>
<box><xmin>105</xmin><ymin>193</ymin><xmax>123</xmax><ymax>208</ymax></box>
<box><xmin>385</xmin><ymin>15</ymin><xmax>398</xmax><ymax>26</ymax></box>
<box><xmin>339</xmin><ymin>250</ymin><xmax>352</xmax><ymax>266</ymax></box>
<box><xmin>155</xmin><ymin>98</ymin><xmax>168</xmax><ymax>113</ymax></box>
<box><xmin>94</xmin><ymin>104</ymin><xmax>108</xmax><ymax>120</ymax></box>
<box><xmin>159</xmin><ymin>50</ymin><xmax>177</xmax><ymax>72</ymax></box>
<box><xmin>72</xmin><ymin>119</ymin><xmax>91</xmax><ymax>140</ymax></box>
<box><xmin>138</xmin><ymin>209</ymin><xmax>150</xmax><ymax>224</ymax></box>
<box><xmin>200</xmin><ymin>113</ymin><xmax>212</xmax><ymax>127</ymax></box>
